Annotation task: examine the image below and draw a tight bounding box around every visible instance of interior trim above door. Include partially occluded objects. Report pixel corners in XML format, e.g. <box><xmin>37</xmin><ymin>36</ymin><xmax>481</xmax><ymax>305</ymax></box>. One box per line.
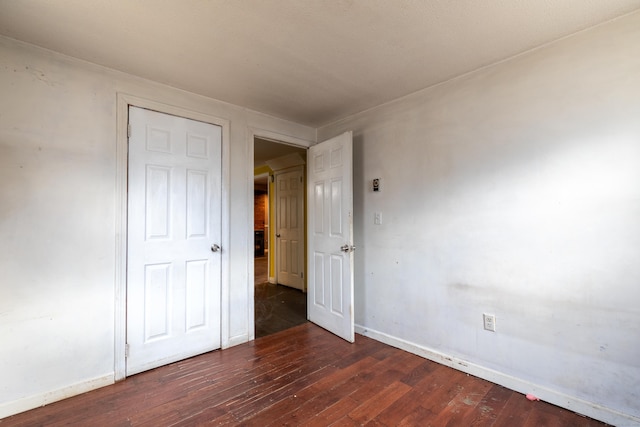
<box><xmin>115</xmin><ymin>93</ymin><xmax>230</xmax><ymax>381</ymax></box>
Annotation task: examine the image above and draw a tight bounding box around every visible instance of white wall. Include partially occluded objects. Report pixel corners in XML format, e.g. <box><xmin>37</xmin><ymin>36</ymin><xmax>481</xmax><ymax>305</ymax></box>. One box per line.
<box><xmin>0</xmin><ymin>36</ymin><xmax>315</xmax><ymax>417</ymax></box>
<box><xmin>319</xmin><ymin>12</ymin><xmax>640</xmax><ymax>426</ymax></box>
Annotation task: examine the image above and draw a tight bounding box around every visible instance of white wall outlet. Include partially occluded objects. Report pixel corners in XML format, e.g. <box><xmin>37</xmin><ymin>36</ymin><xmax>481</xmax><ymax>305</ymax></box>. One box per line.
<box><xmin>483</xmin><ymin>313</ymin><xmax>496</xmax><ymax>332</ymax></box>
<box><xmin>374</xmin><ymin>212</ymin><xmax>382</xmax><ymax>225</ymax></box>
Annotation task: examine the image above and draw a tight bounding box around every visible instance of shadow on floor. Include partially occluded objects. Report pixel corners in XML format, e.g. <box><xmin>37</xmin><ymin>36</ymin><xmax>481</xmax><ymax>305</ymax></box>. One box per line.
<box><xmin>254</xmin><ymin>256</ymin><xmax>307</xmax><ymax>338</ymax></box>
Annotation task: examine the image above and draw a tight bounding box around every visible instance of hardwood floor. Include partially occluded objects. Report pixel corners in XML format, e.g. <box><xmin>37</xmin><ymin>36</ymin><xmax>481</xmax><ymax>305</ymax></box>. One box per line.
<box><xmin>255</xmin><ymin>281</ymin><xmax>307</xmax><ymax>338</ymax></box>
<box><xmin>3</xmin><ymin>323</ymin><xmax>607</xmax><ymax>426</ymax></box>
<box><xmin>254</xmin><ymin>256</ymin><xmax>308</xmax><ymax>338</ymax></box>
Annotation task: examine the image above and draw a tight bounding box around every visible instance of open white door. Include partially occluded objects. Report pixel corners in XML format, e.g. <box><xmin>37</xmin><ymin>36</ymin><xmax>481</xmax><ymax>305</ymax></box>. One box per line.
<box><xmin>275</xmin><ymin>166</ymin><xmax>305</xmax><ymax>290</ymax></box>
<box><xmin>126</xmin><ymin>106</ymin><xmax>222</xmax><ymax>375</ymax></box>
<box><xmin>307</xmin><ymin>131</ymin><xmax>354</xmax><ymax>342</ymax></box>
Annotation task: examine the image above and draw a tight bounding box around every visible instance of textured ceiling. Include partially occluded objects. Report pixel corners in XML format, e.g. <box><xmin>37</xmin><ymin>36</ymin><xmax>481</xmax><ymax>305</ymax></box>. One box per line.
<box><xmin>1</xmin><ymin>1</ymin><xmax>639</xmax><ymax>127</ymax></box>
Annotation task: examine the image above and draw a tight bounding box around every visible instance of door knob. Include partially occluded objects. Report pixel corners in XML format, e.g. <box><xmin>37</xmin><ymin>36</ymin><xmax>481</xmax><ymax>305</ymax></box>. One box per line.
<box><xmin>210</xmin><ymin>244</ymin><xmax>221</xmax><ymax>252</ymax></box>
<box><xmin>340</xmin><ymin>244</ymin><xmax>355</xmax><ymax>253</ymax></box>
<box><xmin>276</xmin><ymin>234</ymin><xmax>281</xmax><ymax>238</ymax></box>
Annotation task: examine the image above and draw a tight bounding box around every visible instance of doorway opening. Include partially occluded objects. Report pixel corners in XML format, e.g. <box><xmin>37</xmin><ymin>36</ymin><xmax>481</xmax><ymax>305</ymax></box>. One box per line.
<box><xmin>253</xmin><ymin>137</ymin><xmax>308</xmax><ymax>337</ymax></box>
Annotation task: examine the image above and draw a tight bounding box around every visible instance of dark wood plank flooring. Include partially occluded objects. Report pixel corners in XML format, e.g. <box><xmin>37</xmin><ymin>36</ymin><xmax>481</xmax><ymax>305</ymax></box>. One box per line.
<box><xmin>254</xmin><ymin>281</ymin><xmax>307</xmax><ymax>338</ymax></box>
<box><xmin>254</xmin><ymin>256</ymin><xmax>307</xmax><ymax>338</ymax></box>
<box><xmin>2</xmin><ymin>323</ymin><xmax>607</xmax><ymax>426</ymax></box>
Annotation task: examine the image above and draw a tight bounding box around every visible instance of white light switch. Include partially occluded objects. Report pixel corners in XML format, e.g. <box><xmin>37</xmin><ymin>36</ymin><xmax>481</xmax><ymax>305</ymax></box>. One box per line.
<box><xmin>374</xmin><ymin>212</ymin><xmax>382</xmax><ymax>225</ymax></box>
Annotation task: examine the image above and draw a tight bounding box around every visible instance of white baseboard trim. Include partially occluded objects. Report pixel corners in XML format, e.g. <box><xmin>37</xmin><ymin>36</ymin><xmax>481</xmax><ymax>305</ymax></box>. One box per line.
<box><xmin>0</xmin><ymin>374</ymin><xmax>113</xmax><ymax>419</ymax></box>
<box><xmin>268</xmin><ymin>276</ymin><xmax>276</xmax><ymax>284</ymax></box>
<box><xmin>355</xmin><ymin>324</ymin><xmax>639</xmax><ymax>427</ymax></box>
<box><xmin>225</xmin><ymin>333</ymin><xmax>249</xmax><ymax>349</ymax></box>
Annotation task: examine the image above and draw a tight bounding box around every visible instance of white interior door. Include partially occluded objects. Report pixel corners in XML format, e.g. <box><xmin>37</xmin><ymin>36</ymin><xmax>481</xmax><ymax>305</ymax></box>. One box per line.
<box><xmin>307</xmin><ymin>131</ymin><xmax>354</xmax><ymax>342</ymax></box>
<box><xmin>275</xmin><ymin>166</ymin><xmax>305</xmax><ymax>290</ymax></box>
<box><xmin>126</xmin><ymin>106</ymin><xmax>222</xmax><ymax>375</ymax></box>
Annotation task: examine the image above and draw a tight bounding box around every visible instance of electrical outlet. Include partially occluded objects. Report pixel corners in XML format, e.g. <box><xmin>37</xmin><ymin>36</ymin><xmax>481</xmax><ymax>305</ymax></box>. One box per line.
<box><xmin>483</xmin><ymin>313</ymin><xmax>496</xmax><ymax>332</ymax></box>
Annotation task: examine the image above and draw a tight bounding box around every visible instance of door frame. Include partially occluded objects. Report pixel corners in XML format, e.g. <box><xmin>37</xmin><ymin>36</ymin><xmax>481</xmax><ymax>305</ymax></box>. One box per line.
<box><xmin>248</xmin><ymin>128</ymin><xmax>313</xmax><ymax>340</ymax></box>
<box><xmin>115</xmin><ymin>93</ymin><xmax>230</xmax><ymax>381</ymax></box>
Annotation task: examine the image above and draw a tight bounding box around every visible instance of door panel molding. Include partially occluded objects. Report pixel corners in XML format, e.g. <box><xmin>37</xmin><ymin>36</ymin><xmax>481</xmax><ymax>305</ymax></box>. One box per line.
<box><xmin>115</xmin><ymin>93</ymin><xmax>230</xmax><ymax>381</ymax></box>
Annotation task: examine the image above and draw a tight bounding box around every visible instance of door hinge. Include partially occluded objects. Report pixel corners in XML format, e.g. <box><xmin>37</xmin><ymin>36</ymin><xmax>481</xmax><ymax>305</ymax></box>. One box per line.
<box><xmin>127</xmin><ymin>123</ymin><xmax>131</xmax><ymax>138</ymax></box>
<box><xmin>125</xmin><ymin>343</ymin><xmax>130</xmax><ymax>358</ymax></box>
<box><xmin>300</xmin><ymin>176</ymin><xmax>303</xmax><ymax>183</ymax></box>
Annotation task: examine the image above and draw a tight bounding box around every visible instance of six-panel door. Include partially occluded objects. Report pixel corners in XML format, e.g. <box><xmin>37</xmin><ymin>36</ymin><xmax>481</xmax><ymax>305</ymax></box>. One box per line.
<box><xmin>307</xmin><ymin>132</ymin><xmax>354</xmax><ymax>342</ymax></box>
<box><xmin>275</xmin><ymin>166</ymin><xmax>305</xmax><ymax>290</ymax></box>
<box><xmin>126</xmin><ymin>106</ymin><xmax>222</xmax><ymax>375</ymax></box>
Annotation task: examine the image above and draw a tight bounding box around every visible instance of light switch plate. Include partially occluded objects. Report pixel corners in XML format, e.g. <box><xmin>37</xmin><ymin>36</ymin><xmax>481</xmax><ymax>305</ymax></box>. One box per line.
<box><xmin>374</xmin><ymin>212</ymin><xmax>382</xmax><ymax>225</ymax></box>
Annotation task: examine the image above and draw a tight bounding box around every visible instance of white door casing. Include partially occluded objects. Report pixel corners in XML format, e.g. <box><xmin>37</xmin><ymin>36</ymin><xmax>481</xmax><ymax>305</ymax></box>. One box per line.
<box><xmin>126</xmin><ymin>106</ymin><xmax>222</xmax><ymax>375</ymax></box>
<box><xmin>307</xmin><ymin>132</ymin><xmax>354</xmax><ymax>342</ymax></box>
<box><xmin>275</xmin><ymin>166</ymin><xmax>305</xmax><ymax>290</ymax></box>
